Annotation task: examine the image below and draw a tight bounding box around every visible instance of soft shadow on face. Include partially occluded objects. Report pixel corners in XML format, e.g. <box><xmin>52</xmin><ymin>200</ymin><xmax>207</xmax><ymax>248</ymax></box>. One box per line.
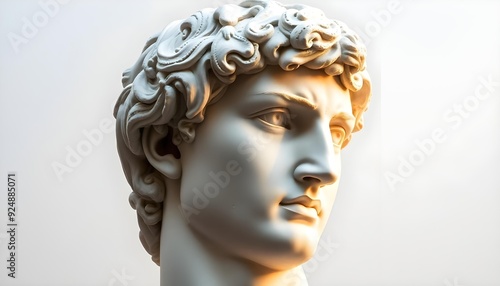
<box><xmin>177</xmin><ymin>66</ymin><xmax>354</xmax><ymax>270</ymax></box>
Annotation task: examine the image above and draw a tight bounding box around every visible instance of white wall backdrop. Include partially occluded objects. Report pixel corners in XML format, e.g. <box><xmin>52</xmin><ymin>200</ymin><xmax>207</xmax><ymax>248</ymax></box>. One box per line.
<box><xmin>0</xmin><ymin>0</ymin><xmax>499</xmax><ymax>285</ymax></box>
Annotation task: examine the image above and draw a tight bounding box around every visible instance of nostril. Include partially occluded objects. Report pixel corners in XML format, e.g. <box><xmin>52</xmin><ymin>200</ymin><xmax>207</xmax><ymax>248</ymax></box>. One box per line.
<box><xmin>302</xmin><ymin>176</ymin><xmax>321</xmax><ymax>183</ymax></box>
<box><xmin>294</xmin><ymin>162</ymin><xmax>338</xmax><ymax>186</ymax></box>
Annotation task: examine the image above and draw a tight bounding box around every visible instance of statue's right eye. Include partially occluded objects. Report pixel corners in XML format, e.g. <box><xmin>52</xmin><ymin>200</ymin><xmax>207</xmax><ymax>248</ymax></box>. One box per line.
<box><xmin>256</xmin><ymin>108</ymin><xmax>292</xmax><ymax>130</ymax></box>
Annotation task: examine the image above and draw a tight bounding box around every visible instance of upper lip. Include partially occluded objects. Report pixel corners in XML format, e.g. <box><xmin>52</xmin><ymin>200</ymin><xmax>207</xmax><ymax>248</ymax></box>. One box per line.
<box><xmin>280</xmin><ymin>195</ymin><xmax>322</xmax><ymax>216</ymax></box>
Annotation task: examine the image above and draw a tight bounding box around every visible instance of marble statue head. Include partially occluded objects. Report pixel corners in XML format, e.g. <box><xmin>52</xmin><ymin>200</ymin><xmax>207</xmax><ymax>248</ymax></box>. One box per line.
<box><xmin>114</xmin><ymin>0</ymin><xmax>371</xmax><ymax>283</ymax></box>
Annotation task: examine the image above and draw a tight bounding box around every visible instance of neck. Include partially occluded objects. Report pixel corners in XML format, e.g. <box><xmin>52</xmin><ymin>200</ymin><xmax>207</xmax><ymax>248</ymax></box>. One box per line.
<box><xmin>159</xmin><ymin>179</ymin><xmax>308</xmax><ymax>286</ymax></box>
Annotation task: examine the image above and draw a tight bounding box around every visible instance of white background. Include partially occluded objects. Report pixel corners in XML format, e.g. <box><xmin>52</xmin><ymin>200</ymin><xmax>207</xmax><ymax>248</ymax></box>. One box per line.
<box><xmin>0</xmin><ymin>0</ymin><xmax>499</xmax><ymax>285</ymax></box>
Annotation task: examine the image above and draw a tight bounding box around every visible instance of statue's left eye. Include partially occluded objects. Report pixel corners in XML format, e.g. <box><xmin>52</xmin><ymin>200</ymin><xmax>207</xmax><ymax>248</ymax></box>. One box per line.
<box><xmin>330</xmin><ymin>126</ymin><xmax>346</xmax><ymax>148</ymax></box>
<box><xmin>257</xmin><ymin>109</ymin><xmax>292</xmax><ymax>130</ymax></box>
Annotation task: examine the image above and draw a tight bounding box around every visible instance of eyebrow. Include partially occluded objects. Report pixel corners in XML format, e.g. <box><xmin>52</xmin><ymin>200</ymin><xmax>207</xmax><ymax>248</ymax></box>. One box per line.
<box><xmin>331</xmin><ymin>112</ymin><xmax>356</xmax><ymax>123</ymax></box>
<box><xmin>254</xmin><ymin>91</ymin><xmax>317</xmax><ymax>110</ymax></box>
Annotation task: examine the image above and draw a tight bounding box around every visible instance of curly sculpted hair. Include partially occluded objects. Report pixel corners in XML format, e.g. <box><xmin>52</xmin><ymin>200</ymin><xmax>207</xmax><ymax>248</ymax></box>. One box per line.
<box><xmin>114</xmin><ymin>0</ymin><xmax>371</xmax><ymax>265</ymax></box>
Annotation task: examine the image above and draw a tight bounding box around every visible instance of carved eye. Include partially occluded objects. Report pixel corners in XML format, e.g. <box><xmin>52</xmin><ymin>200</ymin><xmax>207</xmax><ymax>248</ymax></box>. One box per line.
<box><xmin>330</xmin><ymin>126</ymin><xmax>346</xmax><ymax>147</ymax></box>
<box><xmin>257</xmin><ymin>109</ymin><xmax>292</xmax><ymax>130</ymax></box>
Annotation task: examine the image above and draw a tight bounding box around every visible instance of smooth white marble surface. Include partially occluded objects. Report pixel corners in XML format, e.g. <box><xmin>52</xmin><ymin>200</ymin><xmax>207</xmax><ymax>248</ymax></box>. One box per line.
<box><xmin>0</xmin><ymin>1</ymin><xmax>499</xmax><ymax>285</ymax></box>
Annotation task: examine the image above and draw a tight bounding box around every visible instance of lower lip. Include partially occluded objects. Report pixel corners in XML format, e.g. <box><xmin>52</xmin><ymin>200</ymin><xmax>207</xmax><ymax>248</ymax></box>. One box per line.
<box><xmin>280</xmin><ymin>204</ymin><xmax>319</xmax><ymax>224</ymax></box>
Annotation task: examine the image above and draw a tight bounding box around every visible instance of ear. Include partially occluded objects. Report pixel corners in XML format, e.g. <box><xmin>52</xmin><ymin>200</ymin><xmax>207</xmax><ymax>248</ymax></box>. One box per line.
<box><xmin>142</xmin><ymin>126</ymin><xmax>182</xmax><ymax>180</ymax></box>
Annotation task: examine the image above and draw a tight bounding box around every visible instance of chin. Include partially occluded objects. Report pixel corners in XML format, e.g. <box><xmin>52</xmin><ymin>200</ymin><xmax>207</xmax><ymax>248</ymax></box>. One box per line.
<box><xmin>248</xmin><ymin>224</ymin><xmax>321</xmax><ymax>271</ymax></box>
<box><xmin>255</xmin><ymin>247</ymin><xmax>317</xmax><ymax>271</ymax></box>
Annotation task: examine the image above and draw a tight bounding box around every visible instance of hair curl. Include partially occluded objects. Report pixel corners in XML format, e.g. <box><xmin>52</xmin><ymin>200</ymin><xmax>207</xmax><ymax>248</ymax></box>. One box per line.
<box><xmin>114</xmin><ymin>0</ymin><xmax>371</xmax><ymax>265</ymax></box>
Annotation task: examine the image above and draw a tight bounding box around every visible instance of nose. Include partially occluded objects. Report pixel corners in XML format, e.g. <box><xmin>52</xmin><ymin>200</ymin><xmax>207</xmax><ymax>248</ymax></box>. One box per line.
<box><xmin>293</xmin><ymin>124</ymin><xmax>339</xmax><ymax>187</ymax></box>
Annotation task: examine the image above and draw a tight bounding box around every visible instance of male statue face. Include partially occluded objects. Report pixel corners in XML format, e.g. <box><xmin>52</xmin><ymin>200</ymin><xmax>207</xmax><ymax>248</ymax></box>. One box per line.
<box><xmin>115</xmin><ymin>1</ymin><xmax>371</xmax><ymax>283</ymax></box>
<box><xmin>176</xmin><ymin>65</ymin><xmax>354</xmax><ymax>270</ymax></box>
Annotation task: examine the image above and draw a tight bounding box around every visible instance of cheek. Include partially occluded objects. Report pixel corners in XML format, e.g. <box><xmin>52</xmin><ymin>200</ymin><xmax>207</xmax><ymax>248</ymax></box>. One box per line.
<box><xmin>317</xmin><ymin>183</ymin><xmax>339</xmax><ymax>231</ymax></box>
<box><xmin>177</xmin><ymin>116</ymin><xmax>276</xmax><ymax>217</ymax></box>
<box><xmin>234</xmin><ymin>130</ymin><xmax>286</xmax><ymax>180</ymax></box>
<box><xmin>322</xmin><ymin>184</ymin><xmax>339</xmax><ymax>210</ymax></box>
